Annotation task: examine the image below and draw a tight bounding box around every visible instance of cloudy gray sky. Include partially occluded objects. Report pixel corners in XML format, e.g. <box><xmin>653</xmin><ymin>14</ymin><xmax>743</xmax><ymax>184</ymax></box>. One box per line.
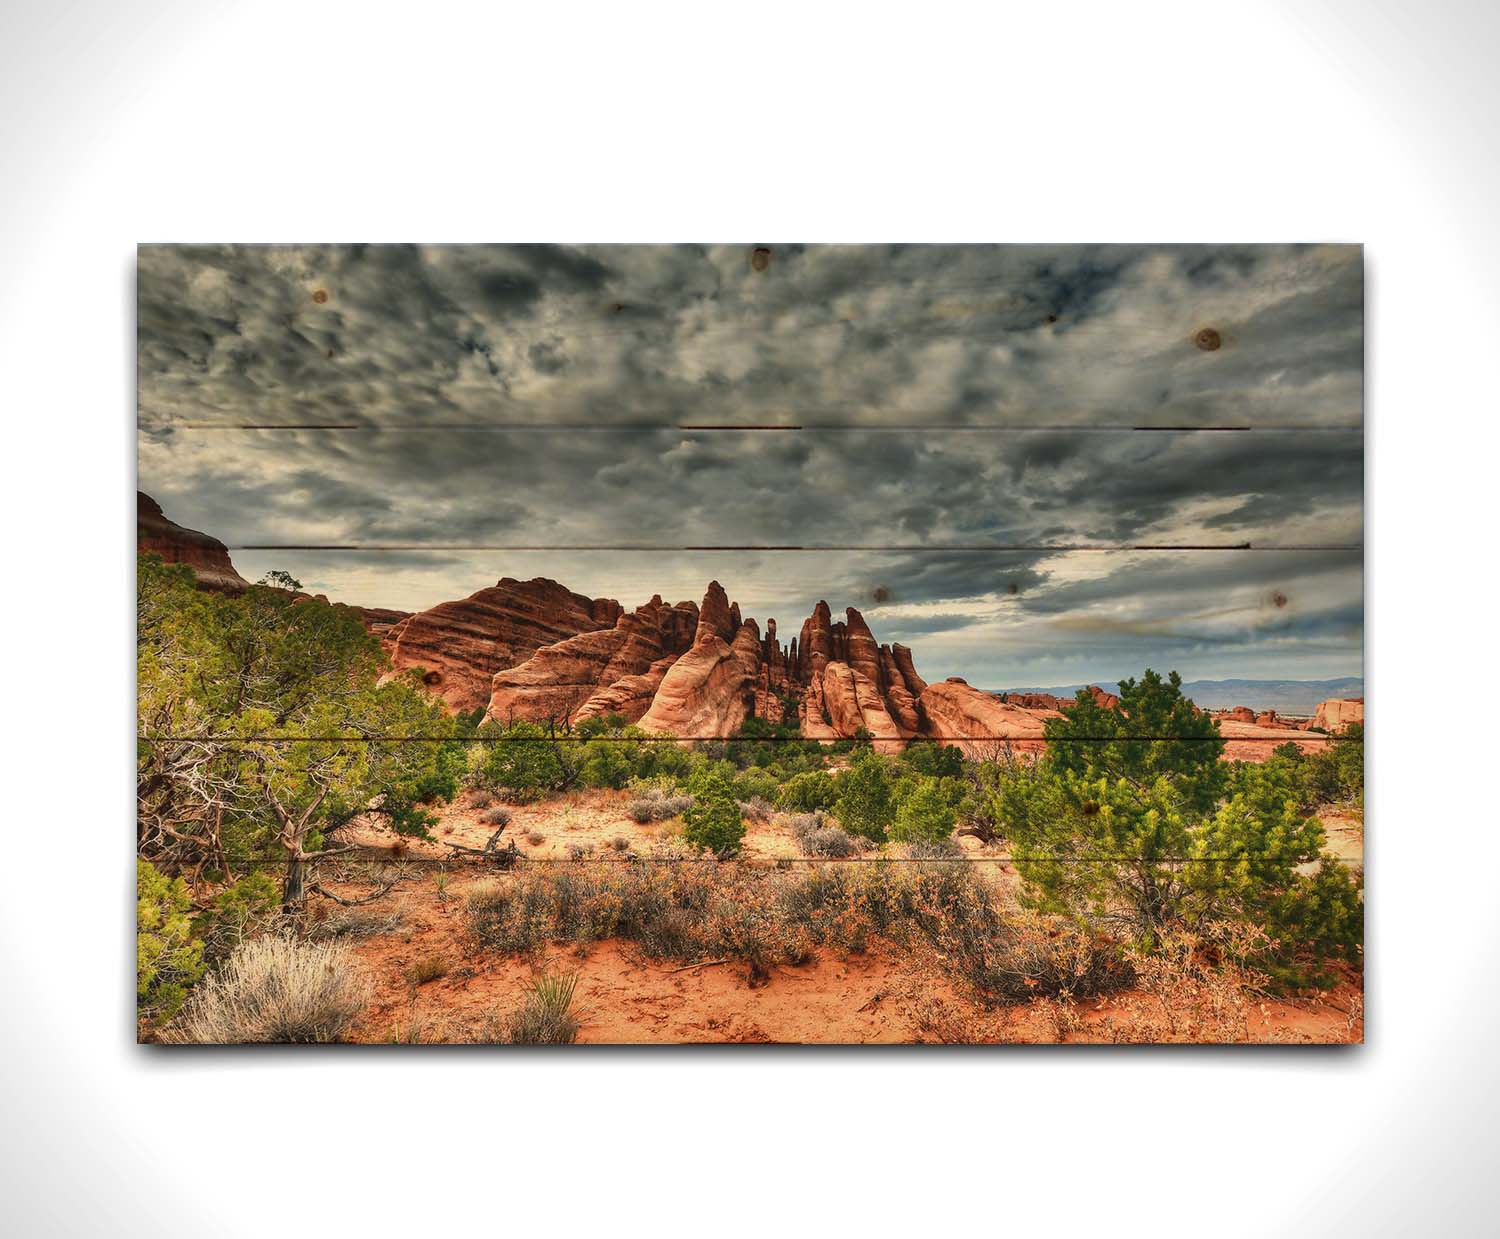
<box><xmin>137</xmin><ymin>244</ymin><xmax>1362</xmax><ymax>687</ymax></box>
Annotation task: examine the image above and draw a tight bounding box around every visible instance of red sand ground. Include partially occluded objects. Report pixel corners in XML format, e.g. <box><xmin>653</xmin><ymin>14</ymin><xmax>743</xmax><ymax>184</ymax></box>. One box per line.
<box><xmin>333</xmin><ymin>790</ymin><xmax>1363</xmax><ymax>1045</ymax></box>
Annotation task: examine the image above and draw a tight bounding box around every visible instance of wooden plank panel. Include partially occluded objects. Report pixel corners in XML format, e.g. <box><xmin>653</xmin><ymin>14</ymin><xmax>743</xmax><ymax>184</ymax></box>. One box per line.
<box><xmin>136</xmin><ymin>243</ymin><xmax>1364</xmax><ymax>1045</ymax></box>
<box><xmin>137</xmin><ymin>243</ymin><xmax>1362</xmax><ymax>429</ymax></box>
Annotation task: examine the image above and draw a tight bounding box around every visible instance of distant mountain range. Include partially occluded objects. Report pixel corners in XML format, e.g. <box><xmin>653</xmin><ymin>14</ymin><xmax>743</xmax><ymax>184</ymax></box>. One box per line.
<box><xmin>992</xmin><ymin>677</ymin><xmax>1364</xmax><ymax>716</ymax></box>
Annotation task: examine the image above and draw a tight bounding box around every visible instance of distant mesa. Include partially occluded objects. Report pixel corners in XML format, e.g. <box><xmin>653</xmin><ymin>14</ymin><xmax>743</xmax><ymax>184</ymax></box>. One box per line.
<box><xmin>137</xmin><ymin>492</ymin><xmax>248</xmax><ymax>594</ymax></box>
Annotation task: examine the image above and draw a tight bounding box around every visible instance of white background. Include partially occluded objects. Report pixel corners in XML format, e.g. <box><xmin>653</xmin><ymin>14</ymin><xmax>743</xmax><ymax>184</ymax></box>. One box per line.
<box><xmin>2</xmin><ymin>2</ymin><xmax>1496</xmax><ymax>1235</ymax></box>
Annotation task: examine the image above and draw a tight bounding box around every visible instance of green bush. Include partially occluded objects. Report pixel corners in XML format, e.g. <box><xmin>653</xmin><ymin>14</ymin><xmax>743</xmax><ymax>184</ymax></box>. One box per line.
<box><xmin>833</xmin><ymin>753</ymin><xmax>896</xmax><ymax>842</ymax></box>
<box><xmin>477</xmin><ymin>720</ymin><xmax>566</xmax><ymax>797</ymax></box>
<box><xmin>196</xmin><ymin>871</ymin><xmax>280</xmax><ymax>961</ymax></box>
<box><xmin>777</xmin><ymin>770</ymin><xmax>838</xmax><ymax>812</ymax></box>
<box><xmin>731</xmin><ymin>767</ymin><xmax>780</xmax><ymax>803</ymax></box>
<box><xmin>890</xmin><ymin>775</ymin><xmax>958</xmax><ymax>844</ymax></box>
<box><xmin>998</xmin><ymin>669</ymin><xmax>1362</xmax><ymax>988</ymax></box>
<box><xmin>680</xmin><ymin>773</ymin><xmax>747</xmax><ymax>856</ymax></box>
<box><xmin>901</xmin><ymin>739</ymin><xmax>965</xmax><ymax>779</ymax></box>
<box><xmin>138</xmin><ymin>860</ymin><xmax>205</xmax><ymax>1024</ymax></box>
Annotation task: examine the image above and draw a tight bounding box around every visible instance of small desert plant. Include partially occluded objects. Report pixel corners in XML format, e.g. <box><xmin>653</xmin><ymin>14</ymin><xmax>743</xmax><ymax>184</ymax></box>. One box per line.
<box><xmin>526</xmin><ymin>830</ymin><xmax>546</xmax><ymax>846</ymax></box>
<box><xmin>305</xmin><ymin>909</ymin><xmax>405</xmax><ymax>940</ymax></box>
<box><xmin>406</xmin><ymin>955</ymin><xmax>451</xmax><ymax>985</ymax></box>
<box><xmin>739</xmin><ymin>795</ymin><xmax>776</xmax><ymax>823</ymax></box>
<box><xmin>608</xmin><ymin>835</ymin><xmax>631</xmax><ymax>852</ymax></box>
<box><xmin>170</xmin><ymin>935</ymin><xmax>372</xmax><ymax>1043</ymax></box>
<box><xmin>568</xmin><ymin>843</ymin><xmax>594</xmax><ymax>861</ymax></box>
<box><xmin>506</xmin><ymin>971</ymin><xmax>581</xmax><ymax>1044</ymax></box>
<box><xmin>467</xmin><ymin>789</ymin><xmax>497</xmax><ymax>810</ymax></box>
<box><xmin>626</xmin><ymin>787</ymin><xmax>694</xmax><ymax>823</ymax></box>
<box><xmin>481</xmin><ymin>806</ymin><xmax>513</xmax><ymax>828</ymax></box>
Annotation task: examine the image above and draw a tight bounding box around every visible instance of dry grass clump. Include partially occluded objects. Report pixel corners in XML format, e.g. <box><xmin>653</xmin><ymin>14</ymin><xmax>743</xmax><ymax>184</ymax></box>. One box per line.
<box><xmin>525</xmin><ymin>830</ymin><xmax>546</xmax><ymax>846</ymax></box>
<box><xmin>465</xmin><ymin>789</ymin><xmax>497</xmax><ymax>810</ymax></box>
<box><xmin>170</xmin><ymin>936</ymin><xmax>372</xmax><ymax>1043</ymax></box>
<box><xmin>501</xmin><ymin>971</ymin><xmax>581</xmax><ymax>1044</ymax></box>
<box><xmin>625</xmin><ymin>788</ymin><xmax>694</xmax><ymax>823</ymax></box>
<box><xmin>786</xmin><ymin>811</ymin><xmax>863</xmax><ymax>858</ymax></box>
<box><xmin>405</xmin><ymin>954</ymin><xmax>451</xmax><ymax>986</ymax></box>
<box><xmin>481</xmin><ymin>806</ymin><xmax>513</xmax><ymax>828</ymax></box>
<box><xmin>608</xmin><ymin>835</ymin><xmax>631</xmax><ymax>852</ymax></box>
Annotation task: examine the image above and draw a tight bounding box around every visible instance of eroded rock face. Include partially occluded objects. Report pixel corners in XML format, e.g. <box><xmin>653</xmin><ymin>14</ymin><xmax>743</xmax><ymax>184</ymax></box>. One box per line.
<box><xmin>821</xmin><ymin>661</ymin><xmax>905</xmax><ymax>752</ymax></box>
<box><xmin>637</xmin><ymin>591</ymin><xmax>763</xmax><ymax>737</ymax></box>
<box><xmin>916</xmin><ymin>679</ymin><xmax>1049</xmax><ymax>757</ymax></box>
<box><xmin>137</xmin><ymin>492</ymin><xmax>249</xmax><ymax>593</ymax></box>
<box><xmin>1313</xmin><ymin>698</ymin><xmax>1364</xmax><ymax>732</ymax></box>
<box><xmin>386</xmin><ymin>577</ymin><xmax>625</xmax><ymax>713</ymax></box>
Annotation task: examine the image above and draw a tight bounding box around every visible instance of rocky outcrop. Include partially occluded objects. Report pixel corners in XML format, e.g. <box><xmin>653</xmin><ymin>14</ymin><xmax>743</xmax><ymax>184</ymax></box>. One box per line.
<box><xmin>1088</xmin><ymin>685</ymin><xmax>1121</xmax><ymax>710</ymax></box>
<box><xmin>1313</xmin><ymin>697</ymin><xmax>1364</xmax><ymax>733</ymax></box>
<box><xmin>473</xmin><ymin>583</ymin><xmax>940</xmax><ymax>749</ymax></box>
<box><xmin>637</xmin><ymin>585</ymin><xmax>764</xmax><ymax>737</ymax></box>
<box><xmin>916</xmin><ymin>678</ymin><xmax>1049</xmax><ymax>757</ymax></box>
<box><xmin>386</xmin><ymin>577</ymin><xmax>624</xmax><ymax>713</ymax></box>
<box><xmin>488</xmin><ymin>595</ymin><xmax>698</xmax><ymax>724</ymax></box>
<box><xmin>820</xmin><ymin>661</ymin><xmax>905</xmax><ymax>753</ymax></box>
<box><xmin>137</xmin><ymin>492</ymin><xmax>248</xmax><ymax>593</ymax></box>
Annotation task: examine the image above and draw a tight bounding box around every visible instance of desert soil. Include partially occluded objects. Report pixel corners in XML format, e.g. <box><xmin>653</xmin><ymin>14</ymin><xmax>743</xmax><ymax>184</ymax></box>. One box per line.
<box><xmin>331</xmin><ymin>789</ymin><xmax>1363</xmax><ymax>1045</ymax></box>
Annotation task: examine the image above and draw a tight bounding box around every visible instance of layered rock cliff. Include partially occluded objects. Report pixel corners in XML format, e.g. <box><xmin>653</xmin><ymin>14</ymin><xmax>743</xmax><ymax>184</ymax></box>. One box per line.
<box><xmin>384</xmin><ymin>578</ymin><xmax>624</xmax><ymax>713</ymax></box>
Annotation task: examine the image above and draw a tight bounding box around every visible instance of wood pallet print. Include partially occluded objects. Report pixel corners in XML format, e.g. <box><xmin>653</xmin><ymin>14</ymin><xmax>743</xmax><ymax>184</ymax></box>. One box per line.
<box><xmin>136</xmin><ymin>244</ymin><xmax>1364</xmax><ymax>1044</ymax></box>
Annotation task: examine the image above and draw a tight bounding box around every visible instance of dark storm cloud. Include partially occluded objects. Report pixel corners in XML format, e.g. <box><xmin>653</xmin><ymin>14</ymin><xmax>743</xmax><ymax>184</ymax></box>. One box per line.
<box><xmin>137</xmin><ymin>244</ymin><xmax>1362</xmax><ymax>680</ymax></box>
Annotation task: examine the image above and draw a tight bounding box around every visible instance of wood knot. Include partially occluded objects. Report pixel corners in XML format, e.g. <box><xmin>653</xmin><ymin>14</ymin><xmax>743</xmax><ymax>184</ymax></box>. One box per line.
<box><xmin>1194</xmin><ymin>326</ymin><xmax>1221</xmax><ymax>351</ymax></box>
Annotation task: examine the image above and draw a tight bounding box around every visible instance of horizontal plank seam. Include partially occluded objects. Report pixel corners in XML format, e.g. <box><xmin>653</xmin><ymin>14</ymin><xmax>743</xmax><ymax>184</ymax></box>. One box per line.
<box><xmin>137</xmin><ymin>856</ymin><xmax>1360</xmax><ymax>865</ymax></box>
<box><xmin>151</xmin><ymin>423</ymin><xmax>1365</xmax><ymax>433</ymax></box>
<box><xmin>225</xmin><ymin>543</ymin><xmax>1362</xmax><ymax>552</ymax></box>
<box><xmin>138</xmin><ymin>735</ymin><xmax>1358</xmax><ymax>744</ymax></box>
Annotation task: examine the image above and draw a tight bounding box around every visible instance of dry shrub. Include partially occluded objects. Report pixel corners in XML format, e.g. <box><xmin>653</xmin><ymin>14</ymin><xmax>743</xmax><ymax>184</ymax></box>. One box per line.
<box><xmin>462</xmin><ymin>856</ymin><xmax>1124</xmax><ymax>1005</ymax></box>
<box><xmin>608</xmin><ymin>836</ymin><xmax>631</xmax><ymax>852</ymax></box>
<box><xmin>945</xmin><ymin>908</ymin><xmax>1134</xmax><ymax>1002</ymax></box>
<box><xmin>525</xmin><ymin>830</ymin><xmax>545</xmax><ymax>846</ymax></box>
<box><xmin>739</xmin><ymin>795</ymin><xmax>775</xmax><ymax>824</ymax></box>
<box><xmin>482</xmin><ymin>806</ymin><xmax>513</xmax><ymax>828</ymax></box>
<box><xmin>304</xmin><ymin>908</ymin><xmax>404</xmax><ymax>940</ymax></box>
<box><xmin>625</xmin><ymin>788</ymin><xmax>694</xmax><ymax>823</ymax></box>
<box><xmin>1099</xmin><ymin>924</ymin><xmax>1273</xmax><ymax>1043</ymax></box>
<box><xmin>170</xmin><ymin>936</ymin><xmax>371</xmax><ymax>1043</ymax></box>
<box><xmin>466</xmin><ymin>789</ymin><xmax>496</xmax><ymax>810</ymax></box>
<box><xmin>786</xmin><ymin>812</ymin><xmax>862</xmax><ymax>858</ymax></box>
